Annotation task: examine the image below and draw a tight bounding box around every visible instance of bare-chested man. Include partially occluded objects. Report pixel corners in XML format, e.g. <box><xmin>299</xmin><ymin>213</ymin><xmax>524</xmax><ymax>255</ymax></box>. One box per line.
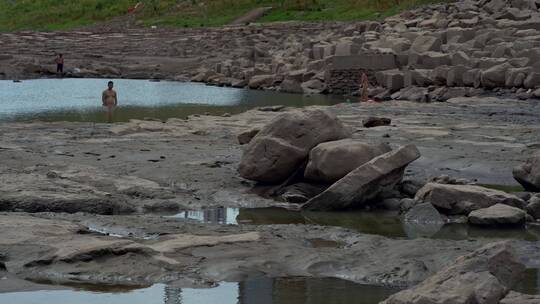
<box><xmin>102</xmin><ymin>81</ymin><xmax>118</xmax><ymax>123</ymax></box>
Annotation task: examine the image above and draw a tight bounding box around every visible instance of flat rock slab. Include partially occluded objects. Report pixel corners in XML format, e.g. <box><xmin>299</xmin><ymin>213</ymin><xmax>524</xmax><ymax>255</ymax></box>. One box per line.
<box><xmin>0</xmin><ymin>164</ymin><xmax>178</xmax><ymax>215</ymax></box>
<box><xmin>468</xmin><ymin>203</ymin><xmax>527</xmax><ymax>227</ymax></box>
<box><xmin>0</xmin><ymin>213</ymin><xmax>491</xmax><ymax>288</ymax></box>
<box><xmin>302</xmin><ymin>144</ymin><xmax>420</xmax><ymax>211</ymax></box>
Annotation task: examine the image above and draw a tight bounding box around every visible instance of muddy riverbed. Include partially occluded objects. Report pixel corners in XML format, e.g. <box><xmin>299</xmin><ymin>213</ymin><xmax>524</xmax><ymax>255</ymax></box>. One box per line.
<box><xmin>1</xmin><ymin>92</ymin><xmax>540</xmax><ymax>301</ymax></box>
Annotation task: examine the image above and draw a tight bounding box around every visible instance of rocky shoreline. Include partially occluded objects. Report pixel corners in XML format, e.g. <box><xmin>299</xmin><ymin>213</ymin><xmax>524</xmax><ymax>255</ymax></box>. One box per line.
<box><xmin>0</xmin><ymin>95</ymin><xmax>539</xmax><ymax>302</ymax></box>
<box><xmin>2</xmin><ymin>0</ymin><xmax>540</xmax><ymax>301</ymax></box>
<box><xmin>4</xmin><ymin>0</ymin><xmax>540</xmax><ymax>103</ymax></box>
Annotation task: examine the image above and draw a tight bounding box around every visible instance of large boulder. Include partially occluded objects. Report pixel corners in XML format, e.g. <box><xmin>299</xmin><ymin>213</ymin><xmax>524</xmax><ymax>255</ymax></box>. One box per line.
<box><xmin>523</xmin><ymin>72</ymin><xmax>540</xmax><ymax>89</ymax></box>
<box><xmin>304</xmin><ymin>139</ymin><xmax>392</xmax><ymax>183</ymax></box>
<box><xmin>415</xmin><ymin>183</ymin><xmax>526</xmax><ymax>215</ymax></box>
<box><xmin>410</xmin><ymin>35</ymin><xmax>442</xmax><ymax>53</ymax></box>
<box><xmin>446</xmin><ymin>65</ymin><xmax>468</xmax><ymax>87</ymax></box>
<box><xmin>463</xmin><ymin>69</ymin><xmax>481</xmax><ymax>87</ymax></box>
<box><xmin>301</xmin><ymin>145</ymin><xmax>420</xmax><ymax>211</ymax></box>
<box><xmin>480</xmin><ymin>62</ymin><xmax>513</xmax><ymax>88</ymax></box>
<box><xmin>451</xmin><ymin>51</ymin><xmax>471</xmax><ymax>66</ymax></box>
<box><xmin>410</xmin><ymin>52</ymin><xmax>450</xmax><ymax>69</ymax></box>
<box><xmin>376</xmin><ymin>70</ymin><xmax>404</xmax><ymax>92</ymax></box>
<box><xmin>301</xmin><ymin>79</ymin><xmax>325</xmax><ymax>94</ymax></box>
<box><xmin>513</xmin><ymin>151</ymin><xmax>540</xmax><ymax>191</ymax></box>
<box><xmin>468</xmin><ymin>204</ymin><xmax>527</xmax><ymax>227</ymax></box>
<box><xmin>506</xmin><ymin>68</ymin><xmax>530</xmax><ymax>88</ymax></box>
<box><xmin>404</xmin><ymin>69</ymin><xmax>433</xmax><ymax>87</ymax></box>
<box><xmin>248</xmin><ymin>74</ymin><xmax>274</xmax><ymax>89</ymax></box>
<box><xmin>279</xmin><ymin>79</ymin><xmax>303</xmax><ymax>94</ymax></box>
<box><xmin>238</xmin><ymin>109</ymin><xmax>351</xmax><ymax>183</ymax></box>
<box><xmin>382</xmin><ymin>242</ymin><xmax>525</xmax><ymax>304</ymax></box>
<box><xmin>419</xmin><ymin>52</ymin><xmax>451</xmax><ymax>69</ymax></box>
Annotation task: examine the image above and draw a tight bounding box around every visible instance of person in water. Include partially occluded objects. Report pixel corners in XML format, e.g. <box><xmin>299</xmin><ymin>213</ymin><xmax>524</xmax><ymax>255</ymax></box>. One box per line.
<box><xmin>102</xmin><ymin>81</ymin><xmax>118</xmax><ymax>123</ymax></box>
<box><xmin>55</xmin><ymin>54</ymin><xmax>64</xmax><ymax>76</ymax></box>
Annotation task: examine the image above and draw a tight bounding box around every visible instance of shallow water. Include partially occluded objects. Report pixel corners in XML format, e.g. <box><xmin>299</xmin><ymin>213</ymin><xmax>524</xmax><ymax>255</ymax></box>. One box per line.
<box><xmin>0</xmin><ymin>277</ymin><xmax>398</xmax><ymax>304</ymax></box>
<box><xmin>0</xmin><ymin>79</ymin><xmax>345</xmax><ymax>122</ymax></box>
<box><xmin>168</xmin><ymin>207</ymin><xmax>540</xmax><ymax>241</ymax></box>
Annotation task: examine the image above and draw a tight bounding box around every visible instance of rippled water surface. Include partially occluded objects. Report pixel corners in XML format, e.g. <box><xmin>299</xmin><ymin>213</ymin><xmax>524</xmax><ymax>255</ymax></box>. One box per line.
<box><xmin>0</xmin><ymin>79</ymin><xmax>345</xmax><ymax>122</ymax></box>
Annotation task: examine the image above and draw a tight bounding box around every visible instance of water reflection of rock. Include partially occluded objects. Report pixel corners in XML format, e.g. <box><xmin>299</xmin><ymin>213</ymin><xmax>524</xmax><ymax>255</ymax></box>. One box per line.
<box><xmin>171</xmin><ymin>207</ymin><xmax>240</xmax><ymax>225</ymax></box>
<box><xmin>238</xmin><ymin>208</ymin><xmax>406</xmax><ymax>238</ymax></box>
<box><xmin>161</xmin><ymin>278</ymin><xmax>398</xmax><ymax>304</ymax></box>
<box><xmin>237</xmin><ymin>208</ymin><xmax>539</xmax><ymax>241</ymax></box>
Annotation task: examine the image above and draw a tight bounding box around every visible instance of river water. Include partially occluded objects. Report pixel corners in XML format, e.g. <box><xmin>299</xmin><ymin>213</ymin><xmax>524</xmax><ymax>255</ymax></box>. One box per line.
<box><xmin>0</xmin><ymin>79</ymin><xmax>345</xmax><ymax>122</ymax></box>
<box><xmin>0</xmin><ymin>277</ymin><xmax>398</xmax><ymax>304</ymax></box>
<box><xmin>168</xmin><ymin>206</ymin><xmax>540</xmax><ymax>241</ymax></box>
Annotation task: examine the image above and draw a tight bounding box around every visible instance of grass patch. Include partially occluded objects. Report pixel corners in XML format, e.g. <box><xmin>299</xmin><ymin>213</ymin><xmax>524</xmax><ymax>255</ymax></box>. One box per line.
<box><xmin>478</xmin><ymin>184</ymin><xmax>525</xmax><ymax>193</ymax></box>
<box><xmin>0</xmin><ymin>0</ymin><xmax>450</xmax><ymax>32</ymax></box>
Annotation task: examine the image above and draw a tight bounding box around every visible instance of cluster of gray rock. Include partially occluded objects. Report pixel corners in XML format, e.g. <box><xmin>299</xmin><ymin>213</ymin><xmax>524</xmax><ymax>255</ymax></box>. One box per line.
<box><xmin>193</xmin><ymin>0</ymin><xmax>540</xmax><ymax>101</ymax></box>
<box><xmin>371</xmin><ymin>0</ymin><xmax>540</xmax><ymax>101</ymax></box>
<box><xmin>237</xmin><ymin>108</ymin><xmax>540</xmax><ymax>230</ymax></box>
<box><xmin>237</xmin><ymin>109</ymin><xmax>540</xmax><ymax>303</ymax></box>
<box><xmin>5</xmin><ymin>0</ymin><xmax>540</xmax><ymax>102</ymax></box>
<box><xmin>237</xmin><ymin>108</ymin><xmax>420</xmax><ymax>210</ymax></box>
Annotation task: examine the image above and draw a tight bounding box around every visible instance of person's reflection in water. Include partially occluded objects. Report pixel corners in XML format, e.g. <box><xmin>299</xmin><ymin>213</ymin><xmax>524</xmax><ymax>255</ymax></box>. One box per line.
<box><xmin>164</xmin><ymin>286</ymin><xmax>183</xmax><ymax>304</ymax></box>
<box><xmin>102</xmin><ymin>81</ymin><xmax>118</xmax><ymax>123</ymax></box>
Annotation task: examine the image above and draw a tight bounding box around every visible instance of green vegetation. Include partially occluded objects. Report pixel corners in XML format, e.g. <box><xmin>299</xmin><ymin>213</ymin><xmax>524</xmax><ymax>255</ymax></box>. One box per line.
<box><xmin>479</xmin><ymin>184</ymin><xmax>525</xmax><ymax>193</ymax></box>
<box><xmin>0</xmin><ymin>0</ymin><xmax>447</xmax><ymax>31</ymax></box>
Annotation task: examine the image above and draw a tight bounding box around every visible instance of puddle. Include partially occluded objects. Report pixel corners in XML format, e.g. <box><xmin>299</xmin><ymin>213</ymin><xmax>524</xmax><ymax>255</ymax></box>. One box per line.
<box><xmin>0</xmin><ymin>79</ymin><xmax>344</xmax><ymax>123</ymax></box>
<box><xmin>169</xmin><ymin>207</ymin><xmax>540</xmax><ymax>241</ymax></box>
<box><xmin>85</xmin><ymin>226</ymin><xmax>159</xmax><ymax>240</ymax></box>
<box><xmin>0</xmin><ymin>277</ymin><xmax>399</xmax><ymax>304</ymax></box>
<box><xmin>168</xmin><ymin>207</ymin><xmax>240</xmax><ymax>225</ymax></box>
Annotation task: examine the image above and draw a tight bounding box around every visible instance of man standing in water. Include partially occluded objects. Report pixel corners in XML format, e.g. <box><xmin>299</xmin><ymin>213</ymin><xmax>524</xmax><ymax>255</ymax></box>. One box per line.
<box><xmin>102</xmin><ymin>81</ymin><xmax>118</xmax><ymax>123</ymax></box>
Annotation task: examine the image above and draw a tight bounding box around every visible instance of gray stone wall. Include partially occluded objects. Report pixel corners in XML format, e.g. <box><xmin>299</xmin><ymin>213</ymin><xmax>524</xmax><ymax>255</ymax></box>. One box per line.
<box><xmin>326</xmin><ymin>53</ymin><xmax>396</xmax><ymax>95</ymax></box>
<box><xmin>327</xmin><ymin>69</ymin><xmax>363</xmax><ymax>95</ymax></box>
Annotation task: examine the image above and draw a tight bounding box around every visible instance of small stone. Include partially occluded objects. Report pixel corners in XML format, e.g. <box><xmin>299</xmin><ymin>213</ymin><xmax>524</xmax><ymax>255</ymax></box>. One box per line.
<box><xmin>363</xmin><ymin>117</ymin><xmax>391</xmax><ymax>128</ymax></box>
<box><xmin>46</xmin><ymin>171</ymin><xmax>59</xmax><ymax>179</ymax></box>
<box><xmin>468</xmin><ymin>204</ymin><xmax>527</xmax><ymax>227</ymax></box>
